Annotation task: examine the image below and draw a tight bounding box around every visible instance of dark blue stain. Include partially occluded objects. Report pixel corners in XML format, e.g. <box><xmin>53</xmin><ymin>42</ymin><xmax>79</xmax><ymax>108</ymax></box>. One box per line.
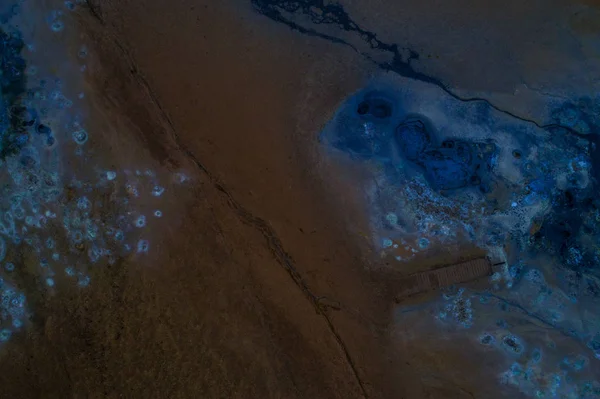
<box><xmin>550</xmin><ymin>97</ymin><xmax>600</xmax><ymax>136</ymax></box>
<box><xmin>502</xmin><ymin>334</ymin><xmax>524</xmax><ymax>355</ymax></box>
<box><xmin>584</xmin><ymin>278</ymin><xmax>600</xmax><ymax>297</ymax></box>
<box><xmin>527</xmin><ymin>176</ymin><xmax>554</xmax><ymax>196</ymax></box>
<box><xmin>0</xmin><ymin>22</ymin><xmax>53</xmax><ymax>160</ymax></box>
<box><xmin>250</xmin><ymin>0</ymin><xmax>596</xmax><ymax>144</ymax></box>
<box><xmin>588</xmin><ymin>335</ymin><xmax>600</xmax><ymax>359</ymax></box>
<box><xmin>496</xmin><ymin>319</ymin><xmax>509</xmax><ymax>328</ymax></box>
<box><xmin>546</xmin><ymin>100</ymin><xmax>600</xmax><ymax>185</ymax></box>
<box><xmin>328</xmin><ymin>95</ymin><xmax>499</xmax><ymax>192</ymax></box>
<box><xmin>250</xmin><ymin>0</ymin><xmax>418</xmax><ymax>60</ymax></box>
<box><xmin>0</xmin><ymin>27</ymin><xmax>29</xmax><ymax>158</ymax></box>
<box><xmin>395</xmin><ymin>118</ymin><xmax>432</xmax><ymax>162</ymax></box>
<box><xmin>527</xmin><ymin>141</ymin><xmax>599</xmax><ymax>277</ymax></box>
<box><xmin>531</xmin><ymin>348</ymin><xmax>542</xmax><ymax>363</ymax></box>
<box><xmin>249</xmin><ymin>0</ymin><xmax>446</xmax><ymax>97</ymax></box>
<box><xmin>509</xmin><ymin>262</ymin><xmax>525</xmax><ymax>286</ymax></box>
<box><xmin>479</xmin><ymin>333</ymin><xmax>495</xmax><ymax>345</ymax></box>
<box><xmin>393</xmin><ymin>113</ymin><xmax>497</xmax><ymax>191</ymax></box>
<box><xmin>0</xmin><ymin>3</ymin><xmax>20</xmax><ymax>24</ymax></box>
<box><xmin>301</xmin><ymin>1</ymin><xmax>600</xmax><ymax>371</ymax></box>
<box><xmin>356</xmin><ymin>92</ymin><xmax>394</xmax><ymax>120</ymax></box>
<box><xmin>420</xmin><ymin>148</ymin><xmax>472</xmax><ymax>190</ymax></box>
<box><xmin>326</xmin><ymin>91</ymin><xmax>396</xmax><ymax>160</ymax></box>
<box><xmin>46</xmin><ymin>135</ymin><xmax>55</xmax><ymax>147</ymax></box>
<box><xmin>329</xmin><ymin>123</ymin><xmax>390</xmax><ymax>160</ymax></box>
<box><xmin>36</xmin><ymin>123</ymin><xmax>51</xmax><ymax>135</ymax></box>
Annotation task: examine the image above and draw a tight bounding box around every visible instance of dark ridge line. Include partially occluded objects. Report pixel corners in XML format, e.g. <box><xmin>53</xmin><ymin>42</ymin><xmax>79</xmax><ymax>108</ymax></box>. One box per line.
<box><xmin>475</xmin><ymin>291</ymin><xmax>591</xmax><ymax>353</ymax></box>
<box><xmin>159</xmin><ymin>103</ymin><xmax>371</xmax><ymax>399</ymax></box>
<box><xmin>86</xmin><ymin>1</ymin><xmax>105</xmax><ymax>25</ymax></box>
<box><xmin>89</xmin><ymin>15</ymin><xmax>369</xmax><ymax>398</ymax></box>
<box><xmin>476</xmin><ymin>292</ymin><xmax>572</xmax><ymax>337</ymax></box>
<box><xmin>399</xmin><ymin>290</ymin><xmax>588</xmax><ymax>350</ymax></box>
<box><xmin>250</xmin><ymin>0</ymin><xmax>592</xmax><ymax>142</ymax></box>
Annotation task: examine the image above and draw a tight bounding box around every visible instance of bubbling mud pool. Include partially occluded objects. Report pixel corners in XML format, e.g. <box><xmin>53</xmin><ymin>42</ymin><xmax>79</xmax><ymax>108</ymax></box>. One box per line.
<box><xmin>320</xmin><ymin>76</ymin><xmax>600</xmax><ymax>398</ymax></box>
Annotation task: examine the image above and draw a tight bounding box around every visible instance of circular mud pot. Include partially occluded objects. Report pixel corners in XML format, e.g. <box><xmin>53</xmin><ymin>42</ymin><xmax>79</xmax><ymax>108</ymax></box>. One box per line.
<box><xmin>356</xmin><ymin>92</ymin><xmax>393</xmax><ymax>120</ymax></box>
<box><xmin>395</xmin><ymin>118</ymin><xmax>432</xmax><ymax>162</ymax></box>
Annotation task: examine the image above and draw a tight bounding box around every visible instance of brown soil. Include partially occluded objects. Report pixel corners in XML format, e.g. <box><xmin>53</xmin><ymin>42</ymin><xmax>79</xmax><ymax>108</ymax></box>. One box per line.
<box><xmin>0</xmin><ymin>0</ymin><xmax>590</xmax><ymax>398</ymax></box>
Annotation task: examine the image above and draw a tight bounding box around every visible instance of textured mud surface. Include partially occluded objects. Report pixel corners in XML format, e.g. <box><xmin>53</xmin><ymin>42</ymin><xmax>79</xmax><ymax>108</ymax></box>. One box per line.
<box><xmin>0</xmin><ymin>0</ymin><xmax>599</xmax><ymax>398</ymax></box>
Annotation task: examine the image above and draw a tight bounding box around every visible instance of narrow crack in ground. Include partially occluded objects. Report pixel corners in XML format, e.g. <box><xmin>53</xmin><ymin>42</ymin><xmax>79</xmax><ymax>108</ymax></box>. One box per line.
<box><xmin>250</xmin><ymin>0</ymin><xmax>592</xmax><ymax>141</ymax></box>
<box><xmin>83</xmin><ymin>3</ymin><xmax>369</xmax><ymax>397</ymax></box>
<box><xmin>82</xmin><ymin>2</ymin><xmax>600</xmax><ymax>397</ymax></box>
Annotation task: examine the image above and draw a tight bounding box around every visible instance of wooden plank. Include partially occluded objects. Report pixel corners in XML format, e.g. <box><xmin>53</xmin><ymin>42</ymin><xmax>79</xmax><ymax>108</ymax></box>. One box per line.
<box><xmin>396</xmin><ymin>258</ymin><xmax>493</xmax><ymax>300</ymax></box>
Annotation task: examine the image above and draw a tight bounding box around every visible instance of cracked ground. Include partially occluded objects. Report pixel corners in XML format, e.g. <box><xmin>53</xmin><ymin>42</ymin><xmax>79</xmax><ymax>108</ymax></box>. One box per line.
<box><xmin>0</xmin><ymin>0</ymin><xmax>599</xmax><ymax>398</ymax></box>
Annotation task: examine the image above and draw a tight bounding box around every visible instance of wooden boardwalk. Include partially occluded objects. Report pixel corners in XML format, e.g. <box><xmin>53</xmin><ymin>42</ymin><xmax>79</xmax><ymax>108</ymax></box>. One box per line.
<box><xmin>396</xmin><ymin>258</ymin><xmax>494</xmax><ymax>299</ymax></box>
